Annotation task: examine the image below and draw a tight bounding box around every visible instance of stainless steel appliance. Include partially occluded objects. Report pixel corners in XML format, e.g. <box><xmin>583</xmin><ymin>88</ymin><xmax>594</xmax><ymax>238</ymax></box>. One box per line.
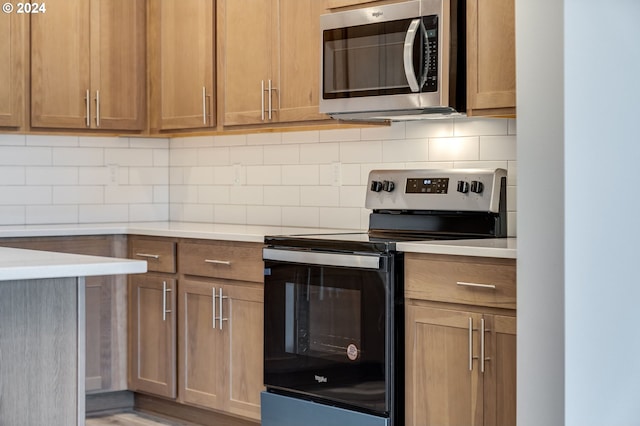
<box><xmin>261</xmin><ymin>168</ymin><xmax>507</xmax><ymax>426</ymax></box>
<box><xmin>320</xmin><ymin>0</ymin><xmax>466</xmax><ymax>121</ymax></box>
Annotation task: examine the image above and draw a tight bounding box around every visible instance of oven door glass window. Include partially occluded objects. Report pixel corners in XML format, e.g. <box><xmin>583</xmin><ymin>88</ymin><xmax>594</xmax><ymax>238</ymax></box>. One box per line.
<box><xmin>264</xmin><ymin>261</ymin><xmax>389</xmax><ymax>415</ymax></box>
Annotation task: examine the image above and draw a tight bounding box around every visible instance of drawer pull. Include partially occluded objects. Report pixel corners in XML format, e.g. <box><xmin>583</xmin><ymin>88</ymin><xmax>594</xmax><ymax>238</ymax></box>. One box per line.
<box><xmin>205</xmin><ymin>259</ymin><xmax>232</xmax><ymax>266</ymax></box>
<box><xmin>135</xmin><ymin>253</ymin><xmax>160</xmax><ymax>260</ymax></box>
<box><xmin>456</xmin><ymin>281</ymin><xmax>497</xmax><ymax>290</ymax></box>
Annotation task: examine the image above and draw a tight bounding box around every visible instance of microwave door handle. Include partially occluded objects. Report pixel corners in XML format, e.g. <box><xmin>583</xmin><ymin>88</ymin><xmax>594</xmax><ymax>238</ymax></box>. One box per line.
<box><xmin>403</xmin><ymin>18</ymin><xmax>421</xmax><ymax>92</ymax></box>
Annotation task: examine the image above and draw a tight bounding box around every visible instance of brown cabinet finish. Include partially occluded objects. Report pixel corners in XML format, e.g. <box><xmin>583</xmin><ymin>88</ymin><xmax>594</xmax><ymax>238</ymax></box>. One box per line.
<box><xmin>466</xmin><ymin>0</ymin><xmax>516</xmax><ymax>116</ymax></box>
<box><xmin>220</xmin><ymin>0</ymin><xmax>329</xmax><ymax>126</ymax></box>
<box><xmin>128</xmin><ymin>236</ymin><xmax>264</xmax><ymax>421</ymax></box>
<box><xmin>30</xmin><ymin>0</ymin><xmax>146</xmax><ymax>130</ymax></box>
<box><xmin>178</xmin><ymin>277</ymin><xmax>263</xmax><ymax>420</ymax></box>
<box><xmin>0</xmin><ymin>12</ymin><xmax>27</xmax><ymax>129</ymax></box>
<box><xmin>131</xmin><ymin>238</ymin><xmax>177</xmax><ymax>274</ymax></box>
<box><xmin>405</xmin><ymin>254</ymin><xmax>516</xmax><ymax>309</ymax></box>
<box><xmin>128</xmin><ymin>274</ymin><xmax>178</xmax><ymax>399</ymax></box>
<box><xmin>148</xmin><ymin>0</ymin><xmax>215</xmax><ymax>131</ymax></box>
<box><xmin>180</xmin><ymin>240</ymin><xmax>264</xmax><ymax>283</ymax></box>
<box><xmin>405</xmin><ymin>253</ymin><xmax>516</xmax><ymax>426</ymax></box>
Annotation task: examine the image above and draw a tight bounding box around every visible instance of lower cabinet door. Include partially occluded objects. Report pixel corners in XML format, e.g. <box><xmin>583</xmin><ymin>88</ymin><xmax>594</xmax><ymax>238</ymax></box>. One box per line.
<box><xmin>483</xmin><ymin>315</ymin><xmax>517</xmax><ymax>426</ymax></box>
<box><xmin>405</xmin><ymin>305</ymin><xmax>484</xmax><ymax>426</ymax></box>
<box><xmin>179</xmin><ymin>279</ymin><xmax>226</xmax><ymax>409</ymax></box>
<box><xmin>178</xmin><ymin>278</ymin><xmax>264</xmax><ymax>421</ymax></box>
<box><xmin>128</xmin><ymin>274</ymin><xmax>177</xmax><ymax>398</ymax></box>
<box><xmin>224</xmin><ymin>282</ymin><xmax>264</xmax><ymax>420</ymax></box>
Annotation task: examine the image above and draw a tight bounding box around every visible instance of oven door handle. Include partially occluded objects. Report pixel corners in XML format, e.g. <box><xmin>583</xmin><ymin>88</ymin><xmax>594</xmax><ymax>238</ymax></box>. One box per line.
<box><xmin>263</xmin><ymin>248</ymin><xmax>381</xmax><ymax>270</ymax></box>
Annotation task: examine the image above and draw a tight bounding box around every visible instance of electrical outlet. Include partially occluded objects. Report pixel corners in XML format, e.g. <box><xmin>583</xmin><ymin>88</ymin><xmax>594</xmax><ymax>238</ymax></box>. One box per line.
<box><xmin>233</xmin><ymin>164</ymin><xmax>244</xmax><ymax>185</ymax></box>
<box><xmin>108</xmin><ymin>164</ymin><xmax>119</xmax><ymax>185</ymax></box>
<box><xmin>331</xmin><ymin>162</ymin><xmax>342</xmax><ymax>186</ymax></box>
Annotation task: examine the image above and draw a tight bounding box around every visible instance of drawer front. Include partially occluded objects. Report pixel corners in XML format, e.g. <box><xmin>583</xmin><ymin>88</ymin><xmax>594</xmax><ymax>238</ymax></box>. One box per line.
<box><xmin>405</xmin><ymin>254</ymin><xmax>516</xmax><ymax>309</ymax></box>
<box><xmin>179</xmin><ymin>241</ymin><xmax>263</xmax><ymax>283</ymax></box>
<box><xmin>130</xmin><ymin>238</ymin><xmax>177</xmax><ymax>273</ymax></box>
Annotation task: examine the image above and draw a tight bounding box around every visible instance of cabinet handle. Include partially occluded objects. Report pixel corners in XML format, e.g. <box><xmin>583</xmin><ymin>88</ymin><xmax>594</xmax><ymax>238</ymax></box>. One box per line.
<box><xmin>480</xmin><ymin>318</ymin><xmax>486</xmax><ymax>373</ymax></box>
<box><xmin>202</xmin><ymin>86</ymin><xmax>207</xmax><ymax>125</ymax></box>
<box><xmin>205</xmin><ymin>259</ymin><xmax>232</xmax><ymax>266</ymax></box>
<box><xmin>261</xmin><ymin>80</ymin><xmax>265</xmax><ymax>121</ymax></box>
<box><xmin>456</xmin><ymin>281</ymin><xmax>497</xmax><ymax>290</ymax></box>
<box><xmin>481</xmin><ymin>318</ymin><xmax>491</xmax><ymax>373</ymax></box>
<box><xmin>162</xmin><ymin>281</ymin><xmax>172</xmax><ymax>321</ymax></box>
<box><xmin>212</xmin><ymin>287</ymin><xmax>216</xmax><ymax>329</ymax></box>
<box><xmin>268</xmin><ymin>79</ymin><xmax>272</xmax><ymax>120</ymax></box>
<box><xmin>468</xmin><ymin>317</ymin><xmax>473</xmax><ymax>371</ymax></box>
<box><xmin>85</xmin><ymin>89</ymin><xmax>90</xmax><ymax>127</ymax></box>
<box><xmin>218</xmin><ymin>288</ymin><xmax>228</xmax><ymax>330</ymax></box>
<box><xmin>135</xmin><ymin>253</ymin><xmax>160</xmax><ymax>260</ymax></box>
<box><xmin>95</xmin><ymin>90</ymin><xmax>100</xmax><ymax>127</ymax></box>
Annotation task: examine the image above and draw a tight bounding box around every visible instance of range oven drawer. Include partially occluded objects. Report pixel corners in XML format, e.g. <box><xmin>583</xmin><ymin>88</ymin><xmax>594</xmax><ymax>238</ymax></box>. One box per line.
<box><xmin>405</xmin><ymin>253</ymin><xmax>516</xmax><ymax>309</ymax></box>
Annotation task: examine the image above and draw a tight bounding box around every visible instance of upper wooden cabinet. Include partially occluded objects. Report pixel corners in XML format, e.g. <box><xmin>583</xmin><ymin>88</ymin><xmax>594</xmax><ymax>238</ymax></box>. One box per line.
<box><xmin>466</xmin><ymin>0</ymin><xmax>516</xmax><ymax>116</ymax></box>
<box><xmin>220</xmin><ymin>0</ymin><xmax>329</xmax><ymax>126</ymax></box>
<box><xmin>0</xmin><ymin>12</ymin><xmax>28</xmax><ymax>129</ymax></box>
<box><xmin>30</xmin><ymin>0</ymin><xmax>146</xmax><ymax>131</ymax></box>
<box><xmin>148</xmin><ymin>0</ymin><xmax>215</xmax><ymax>132</ymax></box>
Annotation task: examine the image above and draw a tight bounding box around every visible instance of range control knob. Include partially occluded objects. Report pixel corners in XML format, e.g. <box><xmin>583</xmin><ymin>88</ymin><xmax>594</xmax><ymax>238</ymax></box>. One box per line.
<box><xmin>370</xmin><ymin>180</ymin><xmax>383</xmax><ymax>192</ymax></box>
<box><xmin>470</xmin><ymin>180</ymin><xmax>484</xmax><ymax>194</ymax></box>
<box><xmin>456</xmin><ymin>180</ymin><xmax>469</xmax><ymax>194</ymax></box>
<box><xmin>382</xmin><ymin>180</ymin><xmax>395</xmax><ymax>192</ymax></box>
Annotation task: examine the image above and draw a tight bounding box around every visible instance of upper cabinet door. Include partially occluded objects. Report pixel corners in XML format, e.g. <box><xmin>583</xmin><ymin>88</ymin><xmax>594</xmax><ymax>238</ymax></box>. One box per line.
<box><xmin>31</xmin><ymin>0</ymin><xmax>146</xmax><ymax>131</ymax></box>
<box><xmin>92</xmin><ymin>0</ymin><xmax>146</xmax><ymax>130</ymax></box>
<box><xmin>0</xmin><ymin>12</ymin><xmax>27</xmax><ymax>129</ymax></box>
<box><xmin>31</xmin><ymin>0</ymin><xmax>91</xmax><ymax>129</ymax></box>
<box><xmin>277</xmin><ymin>0</ymin><xmax>329</xmax><ymax>123</ymax></box>
<box><xmin>221</xmin><ymin>0</ymin><xmax>329</xmax><ymax>127</ymax></box>
<box><xmin>149</xmin><ymin>0</ymin><xmax>215</xmax><ymax>131</ymax></box>
<box><xmin>221</xmin><ymin>0</ymin><xmax>275</xmax><ymax>126</ymax></box>
<box><xmin>466</xmin><ymin>0</ymin><xmax>516</xmax><ymax>116</ymax></box>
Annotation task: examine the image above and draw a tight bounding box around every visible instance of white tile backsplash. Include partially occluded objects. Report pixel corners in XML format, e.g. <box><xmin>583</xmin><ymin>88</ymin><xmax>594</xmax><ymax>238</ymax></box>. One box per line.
<box><xmin>1</xmin><ymin>117</ymin><xmax>517</xmax><ymax>235</ymax></box>
<box><xmin>0</xmin><ymin>135</ymin><xmax>170</xmax><ymax>224</ymax></box>
<box><xmin>169</xmin><ymin>117</ymin><xmax>517</xmax><ymax>236</ymax></box>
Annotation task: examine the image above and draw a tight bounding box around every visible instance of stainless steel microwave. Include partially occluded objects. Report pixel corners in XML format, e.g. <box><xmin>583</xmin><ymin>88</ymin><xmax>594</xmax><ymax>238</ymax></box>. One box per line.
<box><xmin>320</xmin><ymin>0</ymin><xmax>465</xmax><ymax>121</ymax></box>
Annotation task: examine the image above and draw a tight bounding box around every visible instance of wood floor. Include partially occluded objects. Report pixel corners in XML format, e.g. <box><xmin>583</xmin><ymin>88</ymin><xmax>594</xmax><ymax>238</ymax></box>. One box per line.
<box><xmin>86</xmin><ymin>411</ymin><xmax>202</xmax><ymax>426</ymax></box>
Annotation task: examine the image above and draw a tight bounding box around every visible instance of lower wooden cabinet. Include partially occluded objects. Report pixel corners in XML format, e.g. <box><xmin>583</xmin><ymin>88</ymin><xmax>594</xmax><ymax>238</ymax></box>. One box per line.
<box><xmin>128</xmin><ymin>274</ymin><xmax>177</xmax><ymax>398</ymax></box>
<box><xmin>128</xmin><ymin>236</ymin><xmax>264</xmax><ymax>422</ymax></box>
<box><xmin>405</xmin><ymin>253</ymin><xmax>516</xmax><ymax>426</ymax></box>
<box><xmin>179</xmin><ymin>278</ymin><xmax>263</xmax><ymax>420</ymax></box>
<box><xmin>405</xmin><ymin>305</ymin><xmax>516</xmax><ymax>426</ymax></box>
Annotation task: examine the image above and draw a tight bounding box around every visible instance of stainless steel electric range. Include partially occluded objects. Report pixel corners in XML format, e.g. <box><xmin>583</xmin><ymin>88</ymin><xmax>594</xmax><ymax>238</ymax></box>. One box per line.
<box><xmin>261</xmin><ymin>168</ymin><xmax>507</xmax><ymax>426</ymax></box>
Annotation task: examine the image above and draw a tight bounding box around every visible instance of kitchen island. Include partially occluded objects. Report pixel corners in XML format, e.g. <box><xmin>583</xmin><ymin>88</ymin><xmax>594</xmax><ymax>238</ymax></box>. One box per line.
<box><xmin>0</xmin><ymin>247</ymin><xmax>146</xmax><ymax>426</ymax></box>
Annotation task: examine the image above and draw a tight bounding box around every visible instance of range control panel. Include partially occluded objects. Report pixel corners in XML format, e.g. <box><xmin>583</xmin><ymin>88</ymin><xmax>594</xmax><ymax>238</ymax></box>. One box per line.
<box><xmin>406</xmin><ymin>177</ymin><xmax>449</xmax><ymax>194</ymax></box>
<box><xmin>365</xmin><ymin>168</ymin><xmax>507</xmax><ymax>213</ymax></box>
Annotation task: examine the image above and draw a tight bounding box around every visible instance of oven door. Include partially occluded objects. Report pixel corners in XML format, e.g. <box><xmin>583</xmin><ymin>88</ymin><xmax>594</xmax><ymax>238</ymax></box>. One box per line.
<box><xmin>263</xmin><ymin>248</ymin><xmax>393</xmax><ymax>416</ymax></box>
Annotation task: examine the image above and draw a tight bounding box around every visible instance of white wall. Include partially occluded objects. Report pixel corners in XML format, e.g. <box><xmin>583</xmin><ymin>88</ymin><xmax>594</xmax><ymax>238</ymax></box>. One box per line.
<box><xmin>0</xmin><ymin>134</ymin><xmax>169</xmax><ymax>225</ymax></box>
<box><xmin>516</xmin><ymin>0</ymin><xmax>565</xmax><ymax>424</ymax></box>
<box><xmin>518</xmin><ymin>0</ymin><xmax>640</xmax><ymax>425</ymax></box>
<box><xmin>564</xmin><ymin>0</ymin><xmax>640</xmax><ymax>424</ymax></box>
<box><xmin>169</xmin><ymin>118</ymin><xmax>518</xmax><ymax>234</ymax></box>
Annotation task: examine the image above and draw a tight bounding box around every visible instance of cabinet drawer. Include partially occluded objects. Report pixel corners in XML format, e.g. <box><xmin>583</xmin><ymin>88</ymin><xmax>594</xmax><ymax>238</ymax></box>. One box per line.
<box><xmin>179</xmin><ymin>241</ymin><xmax>263</xmax><ymax>283</ymax></box>
<box><xmin>405</xmin><ymin>254</ymin><xmax>516</xmax><ymax>309</ymax></box>
<box><xmin>130</xmin><ymin>238</ymin><xmax>177</xmax><ymax>273</ymax></box>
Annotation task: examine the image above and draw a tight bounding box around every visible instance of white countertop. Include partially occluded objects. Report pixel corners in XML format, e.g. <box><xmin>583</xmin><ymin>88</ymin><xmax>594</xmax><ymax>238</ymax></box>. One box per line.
<box><xmin>397</xmin><ymin>237</ymin><xmax>517</xmax><ymax>259</ymax></box>
<box><xmin>0</xmin><ymin>246</ymin><xmax>147</xmax><ymax>281</ymax></box>
<box><xmin>0</xmin><ymin>222</ymin><xmax>517</xmax><ymax>259</ymax></box>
